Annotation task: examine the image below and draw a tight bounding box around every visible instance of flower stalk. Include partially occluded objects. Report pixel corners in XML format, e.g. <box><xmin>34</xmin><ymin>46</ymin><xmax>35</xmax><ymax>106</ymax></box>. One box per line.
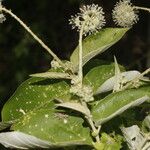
<box><xmin>69</xmin><ymin>4</ymin><xmax>106</xmax><ymax>143</ymax></box>
<box><xmin>133</xmin><ymin>6</ymin><xmax>150</xmax><ymax>13</ymax></box>
<box><xmin>81</xmin><ymin>101</ymin><xmax>100</xmax><ymax>142</ymax></box>
<box><xmin>78</xmin><ymin>23</ymin><xmax>85</xmax><ymax>87</ymax></box>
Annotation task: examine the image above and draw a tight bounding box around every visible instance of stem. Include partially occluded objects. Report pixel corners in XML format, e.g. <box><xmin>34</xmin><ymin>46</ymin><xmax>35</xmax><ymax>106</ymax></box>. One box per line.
<box><xmin>78</xmin><ymin>23</ymin><xmax>100</xmax><ymax>142</ymax></box>
<box><xmin>134</xmin><ymin>6</ymin><xmax>150</xmax><ymax>13</ymax></box>
<box><xmin>88</xmin><ymin>118</ymin><xmax>100</xmax><ymax>142</ymax></box>
<box><xmin>122</xmin><ymin>68</ymin><xmax>150</xmax><ymax>90</ymax></box>
<box><xmin>78</xmin><ymin>23</ymin><xmax>85</xmax><ymax>87</ymax></box>
<box><xmin>81</xmin><ymin>101</ymin><xmax>100</xmax><ymax>142</ymax></box>
<box><xmin>0</xmin><ymin>7</ymin><xmax>65</xmax><ymax>68</ymax></box>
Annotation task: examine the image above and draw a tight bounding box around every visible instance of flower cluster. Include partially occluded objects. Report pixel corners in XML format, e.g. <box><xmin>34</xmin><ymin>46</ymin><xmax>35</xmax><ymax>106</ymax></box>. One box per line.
<box><xmin>112</xmin><ymin>0</ymin><xmax>139</xmax><ymax>27</ymax></box>
<box><xmin>0</xmin><ymin>0</ymin><xmax>6</xmax><ymax>23</ymax></box>
<box><xmin>70</xmin><ymin>84</ymin><xmax>94</xmax><ymax>102</ymax></box>
<box><xmin>69</xmin><ymin>4</ymin><xmax>106</xmax><ymax>35</ymax></box>
<box><xmin>70</xmin><ymin>76</ymin><xmax>94</xmax><ymax>102</ymax></box>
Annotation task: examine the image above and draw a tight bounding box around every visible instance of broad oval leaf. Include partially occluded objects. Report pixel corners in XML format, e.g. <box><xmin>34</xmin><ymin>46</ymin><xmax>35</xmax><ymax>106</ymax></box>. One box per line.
<box><xmin>91</xmin><ymin>86</ymin><xmax>150</xmax><ymax>126</ymax></box>
<box><xmin>70</xmin><ymin>28</ymin><xmax>128</xmax><ymax>71</ymax></box>
<box><xmin>11</xmin><ymin>106</ymin><xmax>92</xmax><ymax>147</ymax></box>
<box><xmin>83</xmin><ymin>63</ymin><xmax>125</xmax><ymax>94</ymax></box>
<box><xmin>1</xmin><ymin>77</ymin><xmax>71</xmax><ymax>122</ymax></box>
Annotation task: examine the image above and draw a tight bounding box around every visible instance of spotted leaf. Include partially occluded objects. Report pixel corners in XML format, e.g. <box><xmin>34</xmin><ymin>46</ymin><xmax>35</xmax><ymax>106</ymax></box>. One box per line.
<box><xmin>1</xmin><ymin>77</ymin><xmax>71</xmax><ymax>122</ymax></box>
<box><xmin>9</xmin><ymin>106</ymin><xmax>92</xmax><ymax>147</ymax></box>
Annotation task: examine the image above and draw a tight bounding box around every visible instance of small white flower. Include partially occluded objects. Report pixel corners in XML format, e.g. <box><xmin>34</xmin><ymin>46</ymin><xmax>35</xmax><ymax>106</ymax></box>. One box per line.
<box><xmin>112</xmin><ymin>0</ymin><xmax>139</xmax><ymax>27</ymax></box>
<box><xmin>69</xmin><ymin>4</ymin><xmax>106</xmax><ymax>35</ymax></box>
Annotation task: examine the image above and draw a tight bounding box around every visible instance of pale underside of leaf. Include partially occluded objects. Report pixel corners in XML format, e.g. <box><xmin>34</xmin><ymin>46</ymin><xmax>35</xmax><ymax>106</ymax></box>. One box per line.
<box><xmin>56</xmin><ymin>102</ymin><xmax>91</xmax><ymax>118</ymax></box>
<box><xmin>0</xmin><ymin>131</ymin><xmax>90</xmax><ymax>149</ymax></box>
<box><xmin>95</xmin><ymin>96</ymin><xmax>150</xmax><ymax>126</ymax></box>
<box><xmin>142</xmin><ymin>115</ymin><xmax>150</xmax><ymax>132</ymax></box>
<box><xmin>95</xmin><ymin>71</ymin><xmax>141</xmax><ymax>95</ymax></box>
<box><xmin>30</xmin><ymin>72</ymin><xmax>72</xmax><ymax>79</ymax></box>
<box><xmin>121</xmin><ymin>125</ymin><xmax>150</xmax><ymax>150</ymax></box>
<box><xmin>0</xmin><ymin>131</ymin><xmax>51</xmax><ymax>149</ymax></box>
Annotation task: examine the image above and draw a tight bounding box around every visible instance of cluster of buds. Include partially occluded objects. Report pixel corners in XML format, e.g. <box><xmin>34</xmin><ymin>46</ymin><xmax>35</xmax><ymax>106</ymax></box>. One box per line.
<box><xmin>70</xmin><ymin>76</ymin><xmax>94</xmax><ymax>102</ymax></box>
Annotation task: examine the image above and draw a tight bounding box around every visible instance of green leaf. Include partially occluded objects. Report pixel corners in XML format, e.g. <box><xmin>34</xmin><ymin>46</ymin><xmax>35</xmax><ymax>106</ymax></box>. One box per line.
<box><xmin>1</xmin><ymin>77</ymin><xmax>71</xmax><ymax>122</ymax></box>
<box><xmin>93</xmin><ymin>133</ymin><xmax>122</xmax><ymax>150</ymax></box>
<box><xmin>11</xmin><ymin>105</ymin><xmax>92</xmax><ymax>146</ymax></box>
<box><xmin>83</xmin><ymin>63</ymin><xmax>125</xmax><ymax>93</ymax></box>
<box><xmin>70</xmin><ymin>28</ymin><xmax>129</xmax><ymax>71</ymax></box>
<box><xmin>83</xmin><ymin>59</ymin><xmax>110</xmax><ymax>75</ymax></box>
<box><xmin>92</xmin><ymin>86</ymin><xmax>150</xmax><ymax>126</ymax></box>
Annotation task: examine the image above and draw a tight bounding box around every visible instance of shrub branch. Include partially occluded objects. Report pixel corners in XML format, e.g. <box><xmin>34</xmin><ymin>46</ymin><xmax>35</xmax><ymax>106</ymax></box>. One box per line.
<box><xmin>0</xmin><ymin>7</ymin><xmax>66</xmax><ymax>68</ymax></box>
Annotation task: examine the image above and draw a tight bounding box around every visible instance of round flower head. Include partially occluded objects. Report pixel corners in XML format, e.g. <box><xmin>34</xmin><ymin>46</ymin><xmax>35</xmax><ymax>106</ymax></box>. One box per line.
<box><xmin>112</xmin><ymin>0</ymin><xmax>139</xmax><ymax>27</ymax></box>
<box><xmin>69</xmin><ymin>4</ymin><xmax>106</xmax><ymax>35</ymax></box>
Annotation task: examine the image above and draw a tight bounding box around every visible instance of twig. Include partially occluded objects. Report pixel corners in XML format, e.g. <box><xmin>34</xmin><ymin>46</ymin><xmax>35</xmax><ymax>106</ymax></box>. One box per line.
<box><xmin>0</xmin><ymin>7</ymin><xmax>66</xmax><ymax>68</ymax></box>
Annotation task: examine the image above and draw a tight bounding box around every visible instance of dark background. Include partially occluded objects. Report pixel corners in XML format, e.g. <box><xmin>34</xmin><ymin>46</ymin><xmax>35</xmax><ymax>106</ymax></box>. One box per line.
<box><xmin>0</xmin><ymin>0</ymin><xmax>149</xmax><ymax>149</ymax></box>
<box><xmin>0</xmin><ymin>0</ymin><xmax>150</xmax><ymax>119</ymax></box>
